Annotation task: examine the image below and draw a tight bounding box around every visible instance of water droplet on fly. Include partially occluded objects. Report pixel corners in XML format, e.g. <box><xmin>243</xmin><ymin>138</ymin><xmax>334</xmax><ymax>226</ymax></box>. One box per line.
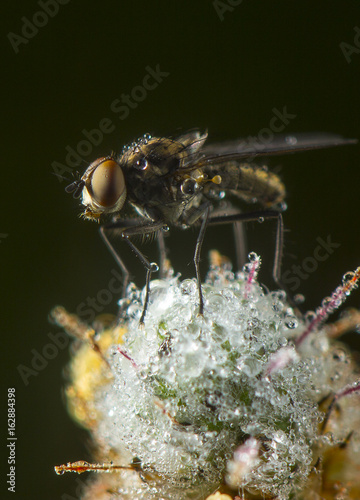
<box><xmin>285</xmin><ymin>135</ymin><xmax>298</xmax><ymax>145</ymax></box>
<box><xmin>258</xmin><ymin>216</ymin><xmax>264</xmax><ymax>223</ymax></box>
<box><xmin>207</xmin><ymin>188</ymin><xmax>225</xmax><ymax>200</ymax></box>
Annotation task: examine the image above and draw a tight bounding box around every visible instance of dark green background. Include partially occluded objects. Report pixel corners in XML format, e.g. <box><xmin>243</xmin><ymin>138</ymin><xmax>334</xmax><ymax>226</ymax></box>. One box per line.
<box><xmin>1</xmin><ymin>1</ymin><xmax>360</xmax><ymax>499</ymax></box>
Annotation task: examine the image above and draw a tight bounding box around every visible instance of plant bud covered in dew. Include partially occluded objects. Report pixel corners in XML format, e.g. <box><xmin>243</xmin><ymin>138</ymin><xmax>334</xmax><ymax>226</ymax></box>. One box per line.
<box><xmin>54</xmin><ymin>254</ymin><xmax>360</xmax><ymax>500</ymax></box>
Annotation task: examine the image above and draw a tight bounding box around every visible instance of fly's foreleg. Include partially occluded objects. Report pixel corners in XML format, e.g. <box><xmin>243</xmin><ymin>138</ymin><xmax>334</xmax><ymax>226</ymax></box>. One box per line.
<box><xmin>194</xmin><ymin>207</ymin><xmax>211</xmax><ymax>315</ymax></box>
<box><xmin>100</xmin><ymin>219</ymin><xmax>164</xmax><ymax>325</ymax></box>
<box><xmin>100</xmin><ymin>225</ymin><xmax>131</xmax><ymax>299</ymax></box>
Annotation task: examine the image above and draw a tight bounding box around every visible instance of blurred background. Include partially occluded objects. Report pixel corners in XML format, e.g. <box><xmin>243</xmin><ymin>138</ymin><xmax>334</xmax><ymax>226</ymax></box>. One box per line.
<box><xmin>1</xmin><ymin>1</ymin><xmax>360</xmax><ymax>498</ymax></box>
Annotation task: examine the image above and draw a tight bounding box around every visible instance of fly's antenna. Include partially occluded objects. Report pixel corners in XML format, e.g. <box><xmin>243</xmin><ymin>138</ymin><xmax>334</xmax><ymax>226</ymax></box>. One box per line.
<box><xmin>65</xmin><ymin>179</ymin><xmax>85</xmax><ymax>199</ymax></box>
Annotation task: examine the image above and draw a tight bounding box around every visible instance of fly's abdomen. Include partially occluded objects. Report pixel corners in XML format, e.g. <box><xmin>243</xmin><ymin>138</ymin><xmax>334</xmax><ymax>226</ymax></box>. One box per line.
<box><xmin>204</xmin><ymin>162</ymin><xmax>286</xmax><ymax>208</ymax></box>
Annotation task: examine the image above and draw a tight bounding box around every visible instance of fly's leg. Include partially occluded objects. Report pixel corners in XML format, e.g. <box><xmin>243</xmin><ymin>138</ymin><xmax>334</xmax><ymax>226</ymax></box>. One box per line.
<box><xmin>124</xmin><ymin>237</ymin><xmax>159</xmax><ymax>325</ymax></box>
<box><xmin>234</xmin><ymin>220</ymin><xmax>247</xmax><ymax>271</ymax></box>
<box><xmin>182</xmin><ymin>202</ymin><xmax>212</xmax><ymax>316</ymax></box>
<box><xmin>100</xmin><ymin>219</ymin><xmax>164</xmax><ymax>325</ymax></box>
<box><xmin>194</xmin><ymin>207</ymin><xmax>211</xmax><ymax>315</ymax></box>
<box><xmin>209</xmin><ymin>210</ymin><xmax>294</xmax><ymax>306</ymax></box>
<box><xmin>157</xmin><ymin>229</ymin><xmax>168</xmax><ymax>279</ymax></box>
<box><xmin>210</xmin><ymin>204</ymin><xmax>248</xmax><ymax>271</ymax></box>
<box><xmin>100</xmin><ymin>225</ymin><xmax>130</xmax><ymax>299</ymax></box>
<box><xmin>272</xmin><ymin>211</ymin><xmax>284</xmax><ymax>289</ymax></box>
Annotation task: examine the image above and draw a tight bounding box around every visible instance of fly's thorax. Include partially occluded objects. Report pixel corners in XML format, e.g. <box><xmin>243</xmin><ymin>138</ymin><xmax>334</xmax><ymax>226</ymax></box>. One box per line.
<box><xmin>115</xmin><ymin>134</ymin><xmax>208</xmax><ymax>223</ymax></box>
<box><xmin>119</xmin><ymin>131</ymin><xmax>207</xmax><ymax>180</ymax></box>
<box><xmin>120</xmin><ymin>137</ymin><xmax>187</xmax><ymax>180</ymax></box>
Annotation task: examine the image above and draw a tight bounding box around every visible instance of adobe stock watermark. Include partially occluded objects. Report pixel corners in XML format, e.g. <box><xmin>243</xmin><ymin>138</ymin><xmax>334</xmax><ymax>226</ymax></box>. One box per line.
<box><xmin>17</xmin><ymin>268</ymin><xmax>124</xmax><ymax>386</ymax></box>
<box><xmin>7</xmin><ymin>0</ymin><xmax>71</xmax><ymax>55</ymax></box>
<box><xmin>17</xmin><ymin>330</ymin><xmax>70</xmax><ymax>386</ymax></box>
<box><xmin>281</xmin><ymin>235</ymin><xmax>340</xmax><ymax>292</ymax></box>
<box><xmin>213</xmin><ymin>0</ymin><xmax>243</xmax><ymax>21</ymax></box>
<box><xmin>75</xmin><ymin>268</ymin><xmax>123</xmax><ymax>323</ymax></box>
<box><xmin>339</xmin><ymin>26</ymin><xmax>360</xmax><ymax>64</ymax></box>
<box><xmin>52</xmin><ymin>64</ymin><xmax>170</xmax><ymax>182</ymax></box>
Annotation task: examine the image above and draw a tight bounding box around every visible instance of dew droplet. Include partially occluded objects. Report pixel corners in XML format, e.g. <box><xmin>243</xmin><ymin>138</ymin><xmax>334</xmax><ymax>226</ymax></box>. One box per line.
<box><xmin>180</xmin><ymin>279</ymin><xmax>197</xmax><ymax>295</ymax></box>
<box><xmin>342</xmin><ymin>271</ymin><xmax>355</xmax><ymax>285</ymax></box>
<box><xmin>248</xmin><ymin>252</ymin><xmax>259</xmax><ymax>262</ymax></box>
<box><xmin>126</xmin><ymin>282</ymin><xmax>139</xmax><ymax>300</ymax></box>
<box><xmin>321</xmin><ymin>296</ymin><xmax>333</xmax><ymax>309</ymax></box>
<box><xmin>294</xmin><ymin>293</ymin><xmax>305</xmax><ymax>304</ymax></box>
<box><xmin>285</xmin><ymin>319</ymin><xmax>298</xmax><ymax>329</ymax></box>
<box><xmin>331</xmin><ymin>347</ymin><xmax>347</xmax><ymax>362</ymax></box>
<box><xmin>304</xmin><ymin>310</ymin><xmax>317</xmax><ymax>324</ymax></box>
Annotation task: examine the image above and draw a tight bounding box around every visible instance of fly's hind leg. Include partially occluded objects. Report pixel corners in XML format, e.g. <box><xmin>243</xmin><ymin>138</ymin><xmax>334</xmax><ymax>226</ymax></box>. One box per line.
<box><xmin>157</xmin><ymin>229</ymin><xmax>168</xmax><ymax>279</ymax></box>
<box><xmin>208</xmin><ymin>210</ymin><xmax>297</xmax><ymax>308</ymax></box>
<box><xmin>209</xmin><ymin>204</ymin><xmax>248</xmax><ymax>271</ymax></box>
<box><xmin>234</xmin><ymin>220</ymin><xmax>247</xmax><ymax>271</ymax></box>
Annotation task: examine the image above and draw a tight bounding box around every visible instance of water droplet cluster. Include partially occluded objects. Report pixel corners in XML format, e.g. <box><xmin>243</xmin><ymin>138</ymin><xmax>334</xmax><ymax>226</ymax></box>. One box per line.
<box><xmin>59</xmin><ymin>260</ymin><xmax>360</xmax><ymax>499</ymax></box>
<box><xmin>91</xmin><ymin>264</ymin><xmax>325</xmax><ymax>499</ymax></box>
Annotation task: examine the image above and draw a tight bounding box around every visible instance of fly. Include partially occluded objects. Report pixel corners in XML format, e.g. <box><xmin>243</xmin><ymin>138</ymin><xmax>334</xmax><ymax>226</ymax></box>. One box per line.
<box><xmin>66</xmin><ymin>130</ymin><xmax>357</xmax><ymax>324</ymax></box>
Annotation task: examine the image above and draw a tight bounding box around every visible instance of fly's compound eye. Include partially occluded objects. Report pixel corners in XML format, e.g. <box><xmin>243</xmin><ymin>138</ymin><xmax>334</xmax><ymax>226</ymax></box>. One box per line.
<box><xmin>90</xmin><ymin>159</ymin><xmax>126</xmax><ymax>208</ymax></box>
<box><xmin>180</xmin><ymin>178</ymin><xmax>198</xmax><ymax>196</ymax></box>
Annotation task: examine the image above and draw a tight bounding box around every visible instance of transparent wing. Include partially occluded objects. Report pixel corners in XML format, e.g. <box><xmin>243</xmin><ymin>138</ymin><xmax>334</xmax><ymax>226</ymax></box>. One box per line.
<box><xmin>201</xmin><ymin>132</ymin><xmax>357</xmax><ymax>158</ymax></box>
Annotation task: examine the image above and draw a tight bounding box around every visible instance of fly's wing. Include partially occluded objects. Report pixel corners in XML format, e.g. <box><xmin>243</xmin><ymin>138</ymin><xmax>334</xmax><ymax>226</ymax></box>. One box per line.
<box><xmin>199</xmin><ymin>132</ymin><xmax>357</xmax><ymax>162</ymax></box>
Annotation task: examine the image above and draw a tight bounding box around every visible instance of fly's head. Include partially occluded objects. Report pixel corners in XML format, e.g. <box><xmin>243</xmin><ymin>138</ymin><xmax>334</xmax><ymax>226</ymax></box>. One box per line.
<box><xmin>66</xmin><ymin>157</ymin><xmax>127</xmax><ymax>222</ymax></box>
